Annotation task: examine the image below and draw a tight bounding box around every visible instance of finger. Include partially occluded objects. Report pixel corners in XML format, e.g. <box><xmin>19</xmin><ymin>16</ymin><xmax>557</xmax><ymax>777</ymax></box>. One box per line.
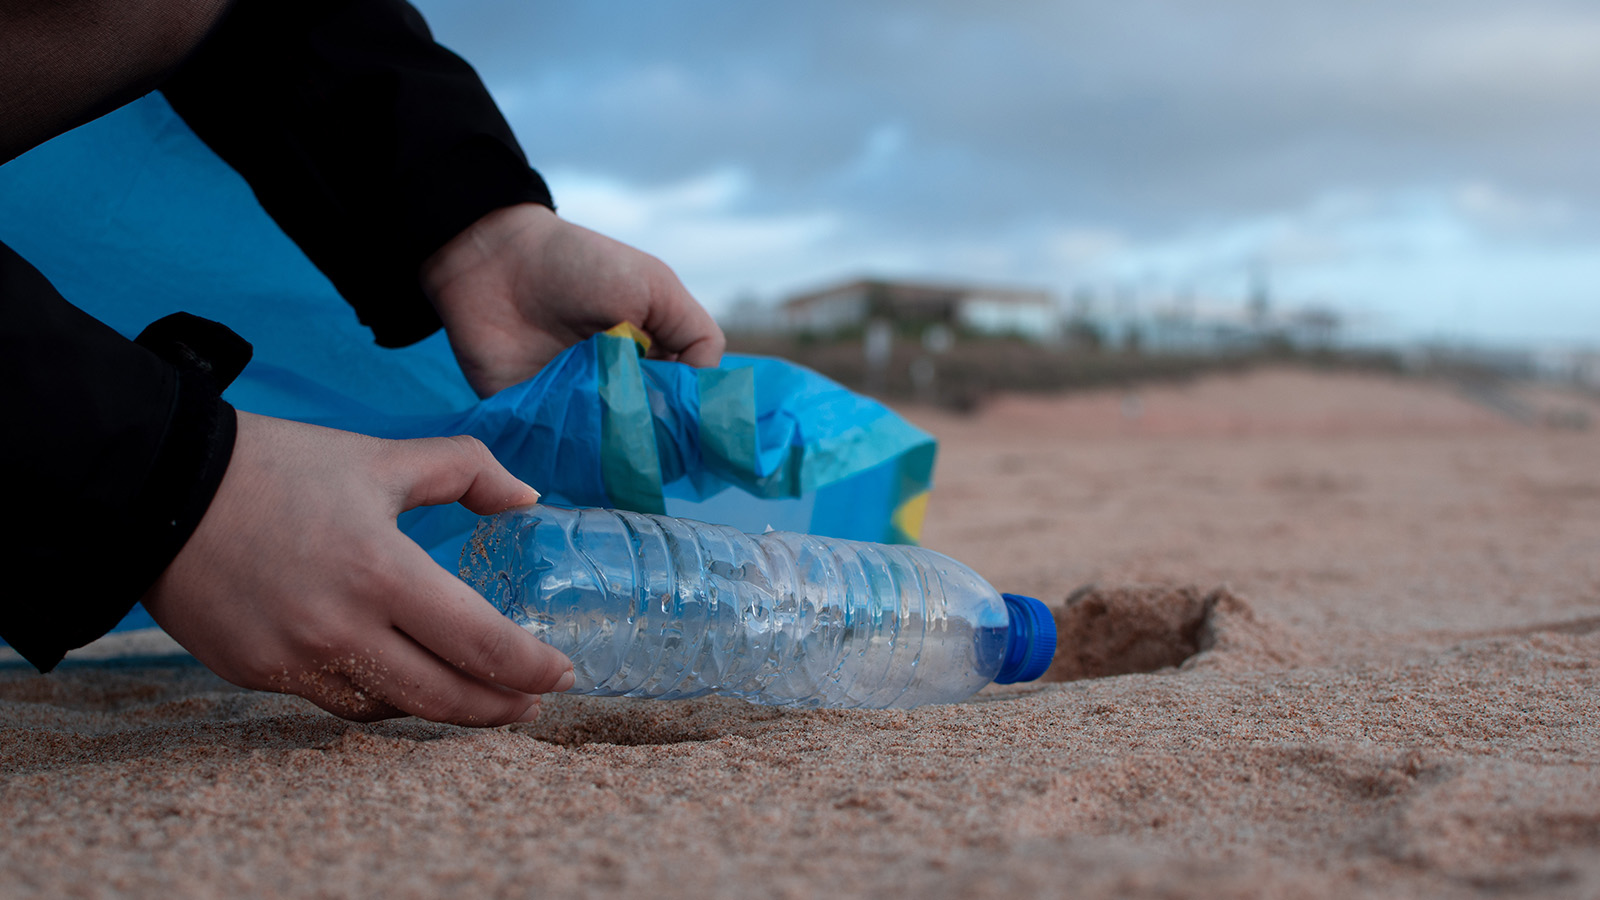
<box><xmin>385</xmin><ymin>434</ymin><xmax>539</xmax><ymax>514</ymax></box>
<box><xmin>672</xmin><ymin>333</ymin><xmax>724</xmax><ymax>369</ymax></box>
<box><xmin>644</xmin><ymin>281</ymin><xmax>726</xmax><ymax>369</ymax></box>
<box><xmin>387</xmin><ymin>544</ymin><xmax>575</xmax><ymax>697</ymax></box>
<box><xmin>340</xmin><ymin>630</ymin><xmax>545</xmax><ymax>726</ymax></box>
<box><xmin>282</xmin><ymin>666</ymin><xmax>406</xmax><ymax>723</ymax></box>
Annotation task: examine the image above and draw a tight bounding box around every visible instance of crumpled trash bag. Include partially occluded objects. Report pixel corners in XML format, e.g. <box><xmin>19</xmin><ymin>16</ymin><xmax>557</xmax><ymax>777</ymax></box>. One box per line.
<box><xmin>303</xmin><ymin>322</ymin><xmax>937</xmax><ymax>566</ymax></box>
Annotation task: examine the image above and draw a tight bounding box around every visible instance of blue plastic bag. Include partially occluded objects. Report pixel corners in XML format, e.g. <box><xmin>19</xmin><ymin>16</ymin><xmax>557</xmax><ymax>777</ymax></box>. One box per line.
<box><xmin>0</xmin><ymin>95</ymin><xmax>936</xmax><ymax>634</ymax></box>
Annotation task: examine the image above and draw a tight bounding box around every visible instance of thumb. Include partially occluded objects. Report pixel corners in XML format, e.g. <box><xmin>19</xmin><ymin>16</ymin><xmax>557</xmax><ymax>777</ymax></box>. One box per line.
<box><xmin>386</xmin><ymin>434</ymin><xmax>539</xmax><ymax>514</ymax></box>
<box><xmin>644</xmin><ymin>281</ymin><xmax>726</xmax><ymax>370</ymax></box>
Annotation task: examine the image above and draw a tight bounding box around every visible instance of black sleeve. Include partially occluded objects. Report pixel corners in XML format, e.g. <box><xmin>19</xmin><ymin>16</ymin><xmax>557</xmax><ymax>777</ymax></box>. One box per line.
<box><xmin>0</xmin><ymin>242</ymin><xmax>252</xmax><ymax>671</ymax></box>
<box><xmin>159</xmin><ymin>0</ymin><xmax>554</xmax><ymax>349</ymax></box>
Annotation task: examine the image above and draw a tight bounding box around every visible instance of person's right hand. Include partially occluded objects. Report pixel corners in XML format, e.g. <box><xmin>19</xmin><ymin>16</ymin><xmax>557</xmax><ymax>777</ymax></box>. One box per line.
<box><xmin>421</xmin><ymin>203</ymin><xmax>725</xmax><ymax>398</ymax></box>
<box><xmin>141</xmin><ymin>412</ymin><xmax>574</xmax><ymax>724</ymax></box>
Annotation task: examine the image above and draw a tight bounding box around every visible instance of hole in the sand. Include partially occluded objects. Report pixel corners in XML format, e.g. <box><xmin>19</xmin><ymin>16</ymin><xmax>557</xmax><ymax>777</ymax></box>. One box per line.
<box><xmin>1043</xmin><ymin>584</ymin><xmax>1223</xmax><ymax>682</ymax></box>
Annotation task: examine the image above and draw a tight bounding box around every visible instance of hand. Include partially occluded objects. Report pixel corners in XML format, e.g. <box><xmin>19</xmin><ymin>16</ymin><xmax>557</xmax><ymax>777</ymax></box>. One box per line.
<box><xmin>142</xmin><ymin>412</ymin><xmax>574</xmax><ymax>725</ymax></box>
<box><xmin>421</xmin><ymin>203</ymin><xmax>726</xmax><ymax>397</ymax></box>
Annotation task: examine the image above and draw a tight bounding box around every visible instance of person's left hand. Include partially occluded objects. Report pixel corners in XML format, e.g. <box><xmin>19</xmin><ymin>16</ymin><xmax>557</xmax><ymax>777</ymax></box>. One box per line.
<box><xmin>421</xmin><ymin>203</ymin><xmax>726</xmax><ymax>397</ymax></box>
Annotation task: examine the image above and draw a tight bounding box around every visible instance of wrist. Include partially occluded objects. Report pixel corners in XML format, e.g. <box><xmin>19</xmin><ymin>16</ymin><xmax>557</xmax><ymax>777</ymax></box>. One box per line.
<box><xmin>421</xmin><ymin>202</ymin><xmax>558</xmax><ymax>310</ymax></box>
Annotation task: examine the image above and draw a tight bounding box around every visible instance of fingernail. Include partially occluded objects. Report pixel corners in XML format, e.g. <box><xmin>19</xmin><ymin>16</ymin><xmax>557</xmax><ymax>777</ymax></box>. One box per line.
<box><xmin>554</xmin><ymin>668</ymin><xmax>575</xmax><ymax>692</ymax></box>
<box><xmin>503</xmin><ymin>482</ymin><xmax>541</xmax><ymax>511</ymax></box>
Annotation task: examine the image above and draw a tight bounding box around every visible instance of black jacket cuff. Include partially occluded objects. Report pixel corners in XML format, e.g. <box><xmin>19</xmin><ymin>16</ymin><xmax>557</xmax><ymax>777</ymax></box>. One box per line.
<box><xmin>0</xmin><ymin>272</ymin><xmax>251</xmax><ymax>669</ymax></box>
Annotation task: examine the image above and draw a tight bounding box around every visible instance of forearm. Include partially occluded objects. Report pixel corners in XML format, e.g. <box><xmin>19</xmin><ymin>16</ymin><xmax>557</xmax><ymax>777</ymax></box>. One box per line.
<box><xmin>0</xmin><ymin>0</ymin><xmax>231</xmax><ymax>164</ymax></box>
<box><xmin>160</xmin><ymin>0</ymin><xmax>554</xmax><ymax>348</ymax></box>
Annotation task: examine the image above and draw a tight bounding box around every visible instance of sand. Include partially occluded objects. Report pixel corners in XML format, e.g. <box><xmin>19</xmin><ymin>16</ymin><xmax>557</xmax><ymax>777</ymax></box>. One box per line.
<box><xmin>3</xmin><ymin>367</ymin><xmax>1598</xmax><ymax>899</ymax></box>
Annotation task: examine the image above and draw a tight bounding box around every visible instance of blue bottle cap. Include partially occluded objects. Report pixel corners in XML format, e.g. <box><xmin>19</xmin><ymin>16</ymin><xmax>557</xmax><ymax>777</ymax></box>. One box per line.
<box><xmin>994</xmin><ymin>593</ymin><xmax>1058</xmax><ymax>684</ymax></box>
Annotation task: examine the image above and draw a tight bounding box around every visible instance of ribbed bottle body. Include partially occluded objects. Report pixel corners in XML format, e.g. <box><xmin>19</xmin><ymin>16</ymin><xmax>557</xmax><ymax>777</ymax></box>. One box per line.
<box><xmin>461</xmin><ymin>506</ymin><xmax>1011</xmax><ymax>708</ymax></box>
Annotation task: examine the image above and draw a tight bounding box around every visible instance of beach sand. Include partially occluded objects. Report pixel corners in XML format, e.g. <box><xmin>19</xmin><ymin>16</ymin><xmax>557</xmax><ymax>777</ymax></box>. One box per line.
<box><xmin>3</xmin><ymin>368</ymin><xmax>1598</xmax><ymax>898</ymax></box>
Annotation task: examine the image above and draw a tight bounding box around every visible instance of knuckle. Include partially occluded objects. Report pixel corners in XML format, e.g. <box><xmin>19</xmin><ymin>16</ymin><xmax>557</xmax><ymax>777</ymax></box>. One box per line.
<box><xmin>478</xmin><ymin>690</ymin><xmax>533</xmax><ymax>727</ymax></box>
<box><xmin>535</xmin><ymin>646</ymin><xmax>571</xmax><ymax>690</ymax></box>
<box><xmin>446</xmin><ymin>433</ymin><xmax>491</xmax><ymax>463</ymax></box>
<box><xmin>347</xmin><ymin>540</ymin><xmax>400</xmax><ymax>586</ymax></box>
<box><xmin>277</xmin><ymin>614</ymin><xmax>326</xmax><ymax>652</ymax></box>
<box><xmin>467</xmin><ymin>624</ymin><xmax>517</xmax><ymax>676</ymax></box>
<box><xmin>282</xmin><ymin>612</ymin><xmax>359</xmax><ymax>660</ymax></box>
<box><xmin>368</xmin><ymin>444</ymin><xmax>415</xmax><ymax>496</ymax></box>
<box><xmin>491</xmin><ymin>696</ymin><xmax>535</xmax><ymax>727</ymax></box>
<box><xmin>425</xmin><ymin>683</ymin><xmax>479</xmax><ymax>724</ymax></box>
<box><xmin>363</xmin><ymin>434</ymin><xmax>405</xmax><ymax>471</ymax></box>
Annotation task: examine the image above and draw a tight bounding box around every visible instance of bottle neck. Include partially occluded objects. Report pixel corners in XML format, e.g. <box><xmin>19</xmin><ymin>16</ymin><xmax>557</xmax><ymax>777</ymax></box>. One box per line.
<box><xmin>994</xmin><ymin>593</ymin><xmax>1057</xmax><ymax>684</ymax></box>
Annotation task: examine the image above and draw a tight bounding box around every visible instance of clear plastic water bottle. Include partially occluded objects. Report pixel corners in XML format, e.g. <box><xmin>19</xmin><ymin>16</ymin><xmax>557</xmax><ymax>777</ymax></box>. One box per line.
<box><xmin>460</xmin><ymin>505</ymin><xmax>1056</xmax><ymax>709</ymax></box>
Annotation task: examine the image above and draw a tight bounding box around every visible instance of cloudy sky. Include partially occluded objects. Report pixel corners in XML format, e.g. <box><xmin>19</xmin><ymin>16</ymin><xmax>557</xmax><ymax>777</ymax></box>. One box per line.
<box><xmin>413</xmin><ymin>0</ymin><xmax>1600</xmax><ymax>347</ymax></box>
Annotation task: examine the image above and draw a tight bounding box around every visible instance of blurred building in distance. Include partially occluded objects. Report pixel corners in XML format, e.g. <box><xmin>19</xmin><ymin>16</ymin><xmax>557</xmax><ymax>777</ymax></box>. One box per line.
<box><xmin>1143</xmin><ymin>302</ymin><xmax>1344</xmax><ymax>355</ymax></box>
<box><xmin>1528</xmin><ymin>347</ymin><xmax>1600</xmax><ymax>391</ymax></box>
<box><xmin>779</xmin><ymin>278</ymin><xmax>1060</xmax><ymax>342</ymax></box>
<box><xmin>718</xmin><ymin>292</ymin><xmax>787</xmax><ymax>335</ymax></box>
<box><xmin>717</xmin><ymin>275</ymin><xmax>1498</xmax><ymax>379</ymax></box>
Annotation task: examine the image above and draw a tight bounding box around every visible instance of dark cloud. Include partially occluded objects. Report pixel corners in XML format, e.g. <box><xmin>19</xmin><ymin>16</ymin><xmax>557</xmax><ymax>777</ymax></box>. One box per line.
<box><xmin>414</xmin><ymin>0</ymin><xmax>1600</xmax><ymax>238</ymax></box>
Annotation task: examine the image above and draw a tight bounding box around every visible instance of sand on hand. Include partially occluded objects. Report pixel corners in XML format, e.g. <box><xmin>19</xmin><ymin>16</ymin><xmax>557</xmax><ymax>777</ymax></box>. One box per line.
<box><xmin>3</xmin><ymin>368</ymin><xmax>1599</xmax><ymax>899</ymax></box>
